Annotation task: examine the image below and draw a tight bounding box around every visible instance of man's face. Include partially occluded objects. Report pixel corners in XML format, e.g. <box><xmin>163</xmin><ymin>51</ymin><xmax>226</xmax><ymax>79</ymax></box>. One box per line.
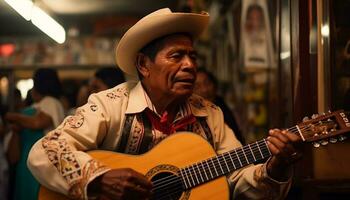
<box><xmin>143</xmin><ymin>34</ymin><xmax>197</xmax><ymax>100</ymax></box>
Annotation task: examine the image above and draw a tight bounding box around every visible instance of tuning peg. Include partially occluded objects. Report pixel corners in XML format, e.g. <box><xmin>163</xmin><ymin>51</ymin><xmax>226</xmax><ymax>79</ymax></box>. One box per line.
<box><xmin>320</xmin><ymin>140</ymin><xmax>329</xmax><ymax>145</ymax></box>
<box><xmin>339</xmin><ymin>135</ymin><xmax>347</xmax><ymax>141</ymax></box>
<box><xmin>329</xmin><ymin>138</ymin><xmax>338</xmax><ymax>143</ymax></box>
<box><xmin>313</xmin><ymin>142</ymin><xmax>320</xmax><ymax>148</ymax></box>
<box><xmin>312</xmin><ymin>114</ymin><xmax>319</xmax><ymax>119</ymax></box>
<box><xmin>303</xmin><ymin>116</ymin><xmax>310</xmax><ymax>122</ymax></box>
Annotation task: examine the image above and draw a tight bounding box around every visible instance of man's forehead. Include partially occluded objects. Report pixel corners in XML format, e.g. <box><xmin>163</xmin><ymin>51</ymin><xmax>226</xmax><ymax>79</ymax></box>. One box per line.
<box><xmin>160</xmin><ymin>34</ymin><xmax>195</xmax><ymax>50</ymax></box>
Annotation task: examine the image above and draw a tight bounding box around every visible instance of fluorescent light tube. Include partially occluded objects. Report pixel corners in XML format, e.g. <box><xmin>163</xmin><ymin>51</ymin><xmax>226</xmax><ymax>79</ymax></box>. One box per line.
<box><xmin>31</xmin><ymin>6</ymin><xmax>66</xmax><ymax>44</ymax></box>
<box><xmin>4</xmin><ymin>0</ymin><xmax>33</xmax><ymax>21</ymax></box>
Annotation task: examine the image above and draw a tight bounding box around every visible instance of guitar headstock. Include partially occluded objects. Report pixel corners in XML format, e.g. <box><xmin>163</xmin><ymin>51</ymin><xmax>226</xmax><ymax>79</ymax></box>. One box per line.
<box><xmin>296</xmin><ymin>110</ymin><xmax>350</xmax><ymax>146</ymax></box>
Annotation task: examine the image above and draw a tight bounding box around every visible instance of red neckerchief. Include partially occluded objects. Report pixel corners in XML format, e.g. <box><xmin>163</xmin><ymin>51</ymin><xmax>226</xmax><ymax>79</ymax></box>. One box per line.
<box><xmin>144</xmin><ymin>108</ymin><xmax>196</xmax><ymax>135</ymax></box>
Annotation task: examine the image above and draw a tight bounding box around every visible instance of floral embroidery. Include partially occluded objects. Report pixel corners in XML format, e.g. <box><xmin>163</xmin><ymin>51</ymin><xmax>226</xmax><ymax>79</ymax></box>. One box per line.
<box><xmin>69</xmin><ymin>160</ymin><xmax>109</xmax><ymax>200</ymax></box>
<box><xmin>42</xmin><ymin>131</ymin><xmax>81</xmax><ymax>186</ymax></box>
<box><xmin>90</xmin><ymin>104</ymin><xmax>98</xmax><ymax>112</ymax></box>
<box><xmin>106</xmin><ymin>87</ymin><xmax>129</xmax><ymax>99</ymax></box>
<box><xmin>66</xmin><ymin>113</ymin><xmax>84</xmax><ymax>128</ymax></box>
<box><xmin>125</xmin><ymin>116</ymin><xmax>144</xmax><ymax>154</ymax></box>
<box><xmin>189</xmin><ymin>96</ymin><xmax>218</xmax><ymax>110</ymax></box>
<box><xmin>42</xmin><ymin>131</ymin><xmax>109</xmax><ymax>200</ymax></box>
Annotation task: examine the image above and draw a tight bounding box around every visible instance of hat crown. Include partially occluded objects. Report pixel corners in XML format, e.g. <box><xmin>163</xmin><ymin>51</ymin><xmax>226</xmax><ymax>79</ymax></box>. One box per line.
<box><xmin>147</xmin><ymin>8</ymin><xmax>172</xmax><ymax>17</ymax></box>
<box><xmin>115</xmin><ymin>8</ymin><xmax>209</xmax><ymax>78</ymax></box>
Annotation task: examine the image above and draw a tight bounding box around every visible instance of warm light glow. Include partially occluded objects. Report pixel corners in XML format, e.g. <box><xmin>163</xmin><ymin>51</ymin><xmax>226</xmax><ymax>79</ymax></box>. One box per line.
<box><xmin>4</xmin><ymin>0</ymin><xmax>66</xmax><ymax>44</ymax></box>
<box><xmin>0</xmin><ymin>77</ymin><xmax>9</xmax><ymax>102</ymax></box>
<box><xmin>0</xmin><ymin>43</ymin><xmax>15</xmax><ymax>57</ymax></box>
<box><xmin>16</xmin><ymin>79</ymin><xmax>33</xmax><ymax>99</ymax></box>
<box><xmin>321</xmin><ymin>25</ymin><xmax>329</xmax><ymax>37</ymax></box>
<box><xmin>31</xmin><ymin>6</ymin><xmax>66</xmax><ymax>44</ymax></box>
<box><xmin>4</xmin><ymin>0</ymin><xmax>33</xmax><ymax>21</ymax></box>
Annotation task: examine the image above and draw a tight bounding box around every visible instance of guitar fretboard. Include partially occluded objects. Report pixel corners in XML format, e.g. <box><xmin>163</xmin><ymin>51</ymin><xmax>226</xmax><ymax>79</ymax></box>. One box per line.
<box><xmin>179</xmin><ymin>139</ymin><xmax>271</xmax><ymax>189</ymax></box>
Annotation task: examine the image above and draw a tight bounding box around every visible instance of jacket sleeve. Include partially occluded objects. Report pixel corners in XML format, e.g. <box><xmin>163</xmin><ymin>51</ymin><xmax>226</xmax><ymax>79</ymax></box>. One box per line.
<box><xmin>209</xmin><ymin>106</ymin><xmax>292</xmax><ymax>200</ymax></box>
<box><xmin>27</xmin><ymin>93</ymin><xmax>115</xmax><ymax>200</ymax></box>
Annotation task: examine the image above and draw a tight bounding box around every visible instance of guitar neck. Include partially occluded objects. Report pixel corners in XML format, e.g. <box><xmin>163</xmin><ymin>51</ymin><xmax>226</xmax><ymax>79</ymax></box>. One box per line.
<box><xmin>179</xmin><ymin>138</ymin><xmax>271</xmax><ymax>189</ymax></box>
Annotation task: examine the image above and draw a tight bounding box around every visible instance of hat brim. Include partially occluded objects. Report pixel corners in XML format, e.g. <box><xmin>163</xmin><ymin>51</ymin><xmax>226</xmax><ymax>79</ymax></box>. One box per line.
<box><xmin>115</xmin><ymin>12</ymin><xmax>209</xmax><ymax>78</ymax></box>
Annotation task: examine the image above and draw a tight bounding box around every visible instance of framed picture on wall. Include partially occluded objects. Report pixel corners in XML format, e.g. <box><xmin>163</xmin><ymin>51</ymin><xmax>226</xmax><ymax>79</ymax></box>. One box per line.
<box><xmin>240</xmin><ymin>0</ymin><xmax>274</xmax><ymax>71</ymax></box>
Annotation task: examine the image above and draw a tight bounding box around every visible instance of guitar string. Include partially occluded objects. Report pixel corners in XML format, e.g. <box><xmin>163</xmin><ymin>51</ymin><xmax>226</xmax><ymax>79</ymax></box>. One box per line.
<box><xmin>151</xmin><ymin>142</ymin><xmax>272</xmax><ymax>199</ymax></box>
<box><xmin>151</xmin><ymin>139</ymin><xmax>269</xmax><ymax>189</ymax></box>
<box><xmin>152</xmin><ymin>124</ymin><xmax>313</xmax><ymax>192</ymax></box>
<box><xmin>151</xmin><ymin>124</ymin><xmax>312</xmax><ymax>190</ymax></box>
<box><xmin>153</xmin><ymin>146</ymin><xmax>273</xmax><ymax>200</ymax></box>
<box><xmin>155</xmin><ymin>122</ymin><xmax>326</xmax><ymax>200</ymax></box>
<box><xmin>153</xmin><ymin>124</ymin><xmax>313</xmax><ymax>200</ymax></box>
<box><xmin>152</xmin><ymin>125</ymin><xmax>318</xmax><ymax>200</ymax></box>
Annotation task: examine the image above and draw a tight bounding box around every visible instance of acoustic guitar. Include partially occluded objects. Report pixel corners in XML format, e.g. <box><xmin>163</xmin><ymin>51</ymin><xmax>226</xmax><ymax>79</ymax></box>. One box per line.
<box><xmin>39</xmin><ymin>110</ymin><xmax>350</xmax><ymax>200</ymax></box>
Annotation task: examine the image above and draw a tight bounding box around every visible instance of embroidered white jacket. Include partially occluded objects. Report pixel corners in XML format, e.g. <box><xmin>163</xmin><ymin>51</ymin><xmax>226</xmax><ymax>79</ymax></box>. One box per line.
<box><xmin>27</xmin><ymin>81</ymin><xmax>291</xmax><ymax>200</ymax></box>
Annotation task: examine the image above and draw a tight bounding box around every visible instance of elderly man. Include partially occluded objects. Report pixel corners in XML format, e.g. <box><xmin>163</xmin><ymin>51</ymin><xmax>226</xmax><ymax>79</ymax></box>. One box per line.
<box><xmin>28</xmin><ymin>8</ymin><xmax>300</xmax><ymax>200</ymax></box>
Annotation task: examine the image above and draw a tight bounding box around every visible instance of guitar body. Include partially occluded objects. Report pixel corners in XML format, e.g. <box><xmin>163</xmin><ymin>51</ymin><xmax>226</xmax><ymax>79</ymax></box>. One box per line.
<box><xmin>39</xmin><ymin>133</ymin><xmax>230</xmax><ymax>200</ymax></box>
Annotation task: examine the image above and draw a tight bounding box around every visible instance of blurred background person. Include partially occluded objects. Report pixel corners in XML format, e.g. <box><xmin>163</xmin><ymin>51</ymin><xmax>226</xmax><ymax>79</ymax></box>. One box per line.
<box><xmin>5</xmin><ymin>68</ymin><xmax>65</xmax><ymax>200</ymax></box>
<box><xmin>194</xmin><ymin>68</ymin><xmax>245</xmax><ymax>144</ymax></box>
<box><xmin>76</xmin><ymin>67</ymin><xmax>125</xmax><ymax>107</ymax></box>
<box><xmin>89</xmin><ymin>67</ymin><xmax>125</xmax><ymax>94</ymax></box>
<box><xmin>0</xmin><ymin>115</ymin><xmax>8</xmax><ymax>200</ymax></box>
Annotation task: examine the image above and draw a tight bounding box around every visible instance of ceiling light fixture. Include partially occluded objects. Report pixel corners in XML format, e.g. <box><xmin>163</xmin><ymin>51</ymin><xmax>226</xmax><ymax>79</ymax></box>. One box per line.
<box><xmin>4</xmin><ymin>0</ymin><xmax>66</xmax><ymax>44</ymax></box>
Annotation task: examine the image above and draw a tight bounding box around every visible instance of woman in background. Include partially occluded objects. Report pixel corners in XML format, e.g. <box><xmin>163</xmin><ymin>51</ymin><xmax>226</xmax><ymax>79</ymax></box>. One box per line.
<box><xmin>5</xmin><ymin>68</ymin><xmax>65</xmax><ymax>200</ymax></box>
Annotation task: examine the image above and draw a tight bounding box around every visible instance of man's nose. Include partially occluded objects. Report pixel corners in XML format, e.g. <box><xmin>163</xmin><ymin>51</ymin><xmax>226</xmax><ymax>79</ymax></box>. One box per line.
<box><xmin>181</xmin><ymin>55</ymin><xmax>196</xmax><ymax>71</ymax></box>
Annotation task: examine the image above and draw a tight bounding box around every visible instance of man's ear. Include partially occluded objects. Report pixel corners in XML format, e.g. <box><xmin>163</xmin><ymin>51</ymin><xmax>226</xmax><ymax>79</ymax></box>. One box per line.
<box><xmin>136</xmin><ymin>53</ymin><xmax>150</xmax><ymax>78</ymax></box>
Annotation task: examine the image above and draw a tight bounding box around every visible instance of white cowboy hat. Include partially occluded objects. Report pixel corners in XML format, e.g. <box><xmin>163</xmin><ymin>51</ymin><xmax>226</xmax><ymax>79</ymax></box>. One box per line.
<box><xmin>115</xmin><ymin>8</ymin><xmax>209</xmax><ymax>78</ymax></box>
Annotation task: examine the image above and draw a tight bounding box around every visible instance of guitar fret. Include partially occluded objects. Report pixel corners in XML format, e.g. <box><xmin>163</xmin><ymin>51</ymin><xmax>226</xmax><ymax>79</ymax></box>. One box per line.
<box><xmin>201</xmin><ymin>161</ymin><xmax>209</xmax><ymax>181</ymax></box>
<box><xmin>243</xmin><ymin>146</ymin><xmax>255</xmax><ymax>163</ymax></box>
<box><xmin>191</xmin><ymin>165</ymin><xmax>200</xmax><ymax>185</ymax></box>
<box><xmin>216</xmin><ymin>156</ymin><xmax>225</xmax><ymax>175</ymax></box>
<box><xmin>248</xmin><ymin>144</ymin><xmax>257</xmax><ymax>162</ymax></box>
<box><xmin>179</xmin><ymin>169</ymin><xmax>189</xmax><ymax>189</ymax></box>
<box><xmin>222</xmin><ymin>153</ymin><xmax>230</xmax><ymax>172</ymax></box>
<box><xmin>205</xmin><ymin>159</ymin><xmax>214</xmax><ymax>179</ymax></box>
<box><xmin>195</xmin><ymin>163</ymin><xmax>204</xmax><ymax>183</ymax></box>
<box><xmin>251</xmin><ymin>142</ymin><xmax>263</xmax><ymax>160</ymax></box>
<box><xmin>261</xmin><ymin>139</ymin><xmax>272</xmax><ymax>157</ymax></box>
<box><xmin>188</xmin><ymin>167</ymin><xmax>196</xmax><ymax>186</ymax></box>
<box><xmin>210</xmin><ymin>158</ymin><xmax>219</xmax><ymax>177</ymax></box>
<box><xmin>234</xmin><ymin>149</ymin><xmax>243</xmax><ymax>167</ymax></box>
<box><xmin>228</xmin><ymin>152</ymin><xmax>237</xmax><ymax>169</ymax></box>
<box><xmin>178</xmin><ymin>138</ymin><xmax>276</xmax><ymax>190</ymax></box>
<box><xmin>295</xmin><ymin>125</ymin><xmax>305</xmax><ymax>141</ymax></box>
<box><xmin>241</xmin><ymin>148</ymin><xmax>249</xmax><ymax>165</ymax></box>
<box><xmin>256</xmin><ymin>141</ymin><xmax>264</xmax><ymax>159</ymax></box>
<box><xmin>182</xmin><ymin>168</ymin><xmax>192</xmax><ymax>188</ymax></box>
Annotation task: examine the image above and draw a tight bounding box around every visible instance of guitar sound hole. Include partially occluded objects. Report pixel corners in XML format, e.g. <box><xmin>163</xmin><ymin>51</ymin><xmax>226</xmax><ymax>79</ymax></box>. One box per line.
<box><xmin>151</xmin><ymin>171</ymin><xmax>184</xmax><ymax>200</ymax></box>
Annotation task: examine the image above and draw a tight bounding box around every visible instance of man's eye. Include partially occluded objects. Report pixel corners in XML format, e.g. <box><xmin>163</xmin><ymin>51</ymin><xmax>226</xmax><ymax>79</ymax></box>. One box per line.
<box><xmin>171</xmin><ymin>53</ymin><xmax>181</xmax><ymax>58</ymax></box>
<box><xmin>190</xmin><ymin>54</ymin><xmax>197</xmax><ymax>60</ymax></box>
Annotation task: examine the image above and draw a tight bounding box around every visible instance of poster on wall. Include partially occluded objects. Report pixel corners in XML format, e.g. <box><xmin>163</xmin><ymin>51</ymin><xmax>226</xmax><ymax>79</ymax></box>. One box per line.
<box><xmin>240</xmin><ymin>0</ymin><xmax>274</xmax><ymax>71</ymax></box>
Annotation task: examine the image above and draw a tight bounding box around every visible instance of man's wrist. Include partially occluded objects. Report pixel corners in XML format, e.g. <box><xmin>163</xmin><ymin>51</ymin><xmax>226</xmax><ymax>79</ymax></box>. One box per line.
<box><xmin>266</xmin><ymin>157</ymin><xmax>291</xmax><ymax>181</ymax></box>
<box><xmin>87</xmin><ymin>174</ymin><xmax>103</xmax><ymax>199</ymax></box>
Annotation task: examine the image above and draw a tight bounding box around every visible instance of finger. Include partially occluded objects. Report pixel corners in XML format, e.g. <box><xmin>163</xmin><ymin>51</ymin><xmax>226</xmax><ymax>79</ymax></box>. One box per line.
<box><xmin>124</xmin><ymin>182</ymin><xmax>152</xmax><ymax>198</ymax></box>
<box><xmin>281</xmin><ymin>130</ymin><xmax>301</xmax><ymax>142</ymax></box>
<box><xmin>269</xmin><ymin>129</ymin><xmax>289</xmax><ymax>143</ymax></box>
<box><xmin>267</xmin><ymin>137</ymin><xmax>295</xmax><ymax>157</ymax></box>
<box><xmin>128</xmin><ymin>171</ymin><xmax>153</xmax><ymax>189</ymax></box>
<box><xmin>269</xmin><ymin>130</ymin><xmax>299</xmax><ymax>153</ymax></box>
<box><xmin>101</xmin><ymin>184</ymin><xmax>122</xmax><ymax>199</ymax></box>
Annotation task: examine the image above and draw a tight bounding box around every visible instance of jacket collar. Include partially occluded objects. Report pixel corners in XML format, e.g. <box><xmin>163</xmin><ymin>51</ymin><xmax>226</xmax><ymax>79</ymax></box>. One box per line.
<box><xmin>125</xmin><ymin>81</ymin><xmax>208</xmax><ymax>118</ymax></box>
